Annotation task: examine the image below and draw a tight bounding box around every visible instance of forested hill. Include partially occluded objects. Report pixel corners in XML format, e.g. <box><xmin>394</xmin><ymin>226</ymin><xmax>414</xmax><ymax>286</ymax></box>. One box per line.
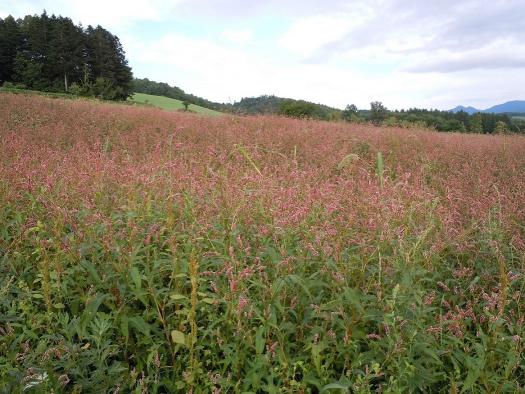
<box><xmin>0</xmin><ymin>12</ymin><xmax>133</xmax><ymax>100</ymax></box>
<box><xmin>133</xmin><ymin>78</ymin><xmax>223</xmax><ymax>111</ymax></box>
<box><xmin>231</xmin><ymin>95</ymin><xmax>341</xmax><ymax>119</ymax></box>
<box><xmin>133</xmin><ymin>78</ymin><xmax>342</xmax><ymax>119</ymax></box>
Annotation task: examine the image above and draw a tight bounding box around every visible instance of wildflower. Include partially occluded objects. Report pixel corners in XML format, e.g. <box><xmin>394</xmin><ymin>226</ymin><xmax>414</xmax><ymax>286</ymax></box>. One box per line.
<box><xmin>266</xmin><ymin>341</ymin><xmax>278</xmax><ymax>358</ymax></box>
<box><xmin>453</xmin><ymin>267</ymin><xmax>473</xmax><ymax>278</ymax></box>
<box><xmin>239</xmin><ymin>267</ymin><xmax>254</xmax><ymax>280</ymax></box>
<box><xmin>423</xmin><ymin>291</ymin><xmax>436</xmax><ymax>305</ymax></box>
<box><xmin>238</xmin><ymin>295</ymin><xmax>249</xmax><ymax>312</ymax></box>
<box><xmin>426</xmin><ymin>326</ymin><xmax>441</xmax><ymax>335</ymax></box>
<box><xmin>58</xmin><ymin>374</ymin><xmax>70</xmax><ymax>386</ymax></box>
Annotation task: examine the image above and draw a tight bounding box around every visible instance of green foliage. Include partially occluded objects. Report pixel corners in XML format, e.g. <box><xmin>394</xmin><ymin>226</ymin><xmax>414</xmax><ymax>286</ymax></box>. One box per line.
<box><xmin>342</xmin><ymin>104</ymin><xmax>358</xmax><ymax>121</ymax></box>
<box><xmin>0</xmin><ymin>15</ymin><xmax>23</xmax><ymax>83</ymax></box>
<box><xmin>1</xmin><ymin>195</ymin><xmax>524</xmax><ymax>392</ymax></box>
<box><xmin>469</xmin><ymin>113</ymin><xmax>484</xmax><ymax>133</ymax></box>
<box><xmin>379</xmin><ymin>108</ymin><xmax>515</xmax><ymax>134</ymax></box>
<box><xmin>232</xmin><ymin>95</ymin><xmax>340</xmax><ymax>119</ymax></box>
<box><xmin>0</xmin><ymin>12</ymin><xmax>133</xmax><ymax>100</ymax></box>
<box><xmin>494</xmin><ymin>121</ymin><xmax>508</xmax><ymax>134</ymax></box>
<box><xmin>370</xmin><ymin>101</ymin><xmax>388</xmax><ymax>124</ymax></box>
<box><xmin>279</xmin><ymin>99</ymin><xmax>329</xmax><ymax>119</ymax></box>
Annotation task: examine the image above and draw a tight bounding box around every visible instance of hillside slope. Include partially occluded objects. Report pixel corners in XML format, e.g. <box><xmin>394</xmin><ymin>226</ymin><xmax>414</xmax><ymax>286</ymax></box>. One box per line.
<box><xmin>129</xmin><ymin>92</ymin><xmax>222</xmax><ymax>116</ymax></box>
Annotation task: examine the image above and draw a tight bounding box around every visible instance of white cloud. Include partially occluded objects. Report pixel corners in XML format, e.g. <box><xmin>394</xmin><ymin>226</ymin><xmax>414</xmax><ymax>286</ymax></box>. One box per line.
<box><xmin>130</xmin><ymin>31</ymin><xmax>481</xmax><ymax>110</ymax></box>
<box><xmin>221</xmin><ymin>29</ymin><xmax>253</xmax><ymax>45</ymax></box>
<box><xmin>278</xmin><ymin>9</ymin><xmax>375</xmax><ymax>58</ymax></box>
<box><xmin>279</xmin><ymin>15</ymin><xmax>351</xmax><ymax>57</ymax></box>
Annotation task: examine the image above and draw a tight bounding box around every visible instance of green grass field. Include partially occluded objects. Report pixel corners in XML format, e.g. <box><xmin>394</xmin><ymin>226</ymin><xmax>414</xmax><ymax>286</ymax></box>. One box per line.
<box><xmin>129</xmin><ymin>93</ymin><xmax>222</xmax><ymax>116</ymax></box>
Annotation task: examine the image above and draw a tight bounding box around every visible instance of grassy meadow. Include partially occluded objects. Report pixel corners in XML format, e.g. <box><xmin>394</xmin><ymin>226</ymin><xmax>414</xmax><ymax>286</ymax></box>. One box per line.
<box><xmin>129</xmin><ymin>93</ymin><xmax>222</xmax><ymax>116</ymax></box>
<box><xmin>1</xmin><ymin>92</ymin><xmax>525</xmax><ymax>392</ymax></box>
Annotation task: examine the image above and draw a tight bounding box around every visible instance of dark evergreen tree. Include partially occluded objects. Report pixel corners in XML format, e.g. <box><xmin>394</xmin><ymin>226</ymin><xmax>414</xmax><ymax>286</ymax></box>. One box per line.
<box><xmin>48</xmin><ymin>16</ymin><xmax>85</xmax><ymax>91</ymax></box>
<box><xmin>85</xmin><ymin>26</ymin><xmax>133</xmax><ymax>99</ymax></box>
<box><xmin>1</xmin><ymin>11</ymin><xmax>133</xmax><ymax>100</ymax></box>
<box><xmin>0</xmin><ymin>15</ymin><xmax>23</xmax><ymax>83</ymax></box>
<box><xmin>370</xmin><ymin>101</ymin><xmax>388</xmax><ymax>124</ymax></box>
<box><xmin>13</xmin><ymin>12</ymin><xmax>53</xmax><ymax>90</ymax></box>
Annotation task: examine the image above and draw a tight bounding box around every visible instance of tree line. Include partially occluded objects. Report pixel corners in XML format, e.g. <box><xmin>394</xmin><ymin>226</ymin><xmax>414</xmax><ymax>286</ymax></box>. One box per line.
<box><xmin>0</xmin><ymin>12</ymin><xmax>133</xmax><ymax>100</ymax></box>
<box><xmin>128</xmin><ymin>78</ymin><xmax>525</xmax><ymax>134</ymax></box>
<box><xmin>340</xmin><ymin>102</ymin><xmax>520</xmax><ymax>134</ymax></box>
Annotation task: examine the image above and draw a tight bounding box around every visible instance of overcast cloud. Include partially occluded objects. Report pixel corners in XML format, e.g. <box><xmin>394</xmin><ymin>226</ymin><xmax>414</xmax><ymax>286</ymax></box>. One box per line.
<box><xmin>2</xmin><ymin>0</ymin><xmax>524</xmax><ymax>109</ymax></box>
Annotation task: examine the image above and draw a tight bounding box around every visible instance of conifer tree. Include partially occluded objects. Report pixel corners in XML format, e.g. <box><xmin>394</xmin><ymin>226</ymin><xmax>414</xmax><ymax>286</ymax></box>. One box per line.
<box><xmin>0</xmin><ymin>15</ymin><xmax>23</xmax><ymax>83</ymax></box>
<box><xmin>1</xmin><ymin>11</ymin><xmax>133</xmax><ymax>99</ymax></box>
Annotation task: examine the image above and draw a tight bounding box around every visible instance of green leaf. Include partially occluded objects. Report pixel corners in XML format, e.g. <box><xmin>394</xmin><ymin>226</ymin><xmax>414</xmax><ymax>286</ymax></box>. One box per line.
<box><xmin>130</xmin><ymin>267</ymin><xmax>141</xmax><ymax>289</ymax></box>
<box><xmin>81</xmin><ymin>260</ymin><xmax>101</xmax><ymax>284</ymax></box>
<box><xmin>321</xmin><ymin>383</ymin><xmax>350</xmax><ymax>393</ymax></box>
<box><xmin>235</xmin><ymin>144</ymin><xmax>262</xmax><ymax>176</ymax></box>
<box><xmin>170</xmin><ymin>294</ymin><xmax>187</xmax><ymax>301</ymax></box>
<box><xmin>120</xmin><ymin>315</ymin><xmax>129</xmax><ymax>339</ymax></box>
<box><xmin>129</xmin><ymin>316</ymin><xmax>150</xmax><ymax>337</ymax></box>
<box><xmin>255</xmin><ymin>326</ymin><xmax>265</xmax><ymax>355</ymax></box>
<box><xmin>171</xmin><ymin>330</ymin><xmax>186</xmax><ymax>345</ymax></box>
<box><xmin>337</xmin><ymin>153</ymin><xmax>359</xmax><ymax>170</ymax></box>
<box><xmin>85</xmin><ymin>293</ymin><xmax>107</xmax><ymax>315</ymax></box>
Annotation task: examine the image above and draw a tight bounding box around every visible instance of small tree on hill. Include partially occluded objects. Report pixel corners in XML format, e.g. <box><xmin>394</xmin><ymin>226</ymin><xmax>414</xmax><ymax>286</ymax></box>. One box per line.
<box><xmin>342</xmin><ymin>104</ymin><xmax>358</xmax><ymax>121</ymax></box>
<box><xmin>183</xmin><ymin>100</ymin><xmax>191</xmax><ymax>111</ymax></box>
<box><xmin>370</xmin><ymin>101</ymin><xmax>388</xmax><ymax>124</ymax></box>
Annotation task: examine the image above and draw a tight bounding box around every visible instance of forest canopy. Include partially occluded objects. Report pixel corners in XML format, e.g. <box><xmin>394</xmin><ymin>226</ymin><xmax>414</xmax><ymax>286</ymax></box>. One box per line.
<box><xmin>0</xmin><ymin>12</ymin><xmax>133</xmax><ymax>100</ymax></box>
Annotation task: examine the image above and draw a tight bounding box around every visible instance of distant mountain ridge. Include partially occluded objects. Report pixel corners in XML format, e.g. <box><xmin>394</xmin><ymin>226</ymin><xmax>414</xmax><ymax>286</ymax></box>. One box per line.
<box><xmin>450</xmin><ymin>100</ymin><xmax>525</xmax><ymax>114</ymax></box>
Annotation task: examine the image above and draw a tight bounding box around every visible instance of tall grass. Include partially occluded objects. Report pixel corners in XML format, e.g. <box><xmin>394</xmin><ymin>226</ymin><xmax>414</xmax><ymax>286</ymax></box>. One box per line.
<box><xmin>1</xmin><ymin>92</ymin><xmax>525</xmax><ymax>392</ymax></box>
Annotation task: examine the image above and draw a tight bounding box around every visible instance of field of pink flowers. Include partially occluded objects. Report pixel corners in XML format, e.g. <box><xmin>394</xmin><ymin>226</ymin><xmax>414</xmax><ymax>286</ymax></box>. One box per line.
<box><xmin>1</xmin><ymin>92</ymin><xmax>525</xmax><ymax>392</ymax></box>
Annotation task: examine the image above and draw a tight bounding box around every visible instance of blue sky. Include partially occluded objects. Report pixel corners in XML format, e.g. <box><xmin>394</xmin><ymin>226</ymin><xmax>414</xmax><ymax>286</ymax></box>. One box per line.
<box><xmin>2</xmin><ymin>0</ymin><xmax>525</xmax><ymax>110</ymax></box>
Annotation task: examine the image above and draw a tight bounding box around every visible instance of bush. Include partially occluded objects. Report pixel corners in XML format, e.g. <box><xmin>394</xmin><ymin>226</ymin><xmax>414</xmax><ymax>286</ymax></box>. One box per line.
<box><xmin>494</xmin><ymin>121</ymin><xmax>508</xmax><ymax>134</ymax></box>
<box><xmin>2</xmin><ymin>81</ymin><xmax>26</xmax><ymax>90</ymax></box>
<box><xmin>68</xmin><ymin>82</ymin><xmax>82</xmax><ymax>96</ymax></box>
